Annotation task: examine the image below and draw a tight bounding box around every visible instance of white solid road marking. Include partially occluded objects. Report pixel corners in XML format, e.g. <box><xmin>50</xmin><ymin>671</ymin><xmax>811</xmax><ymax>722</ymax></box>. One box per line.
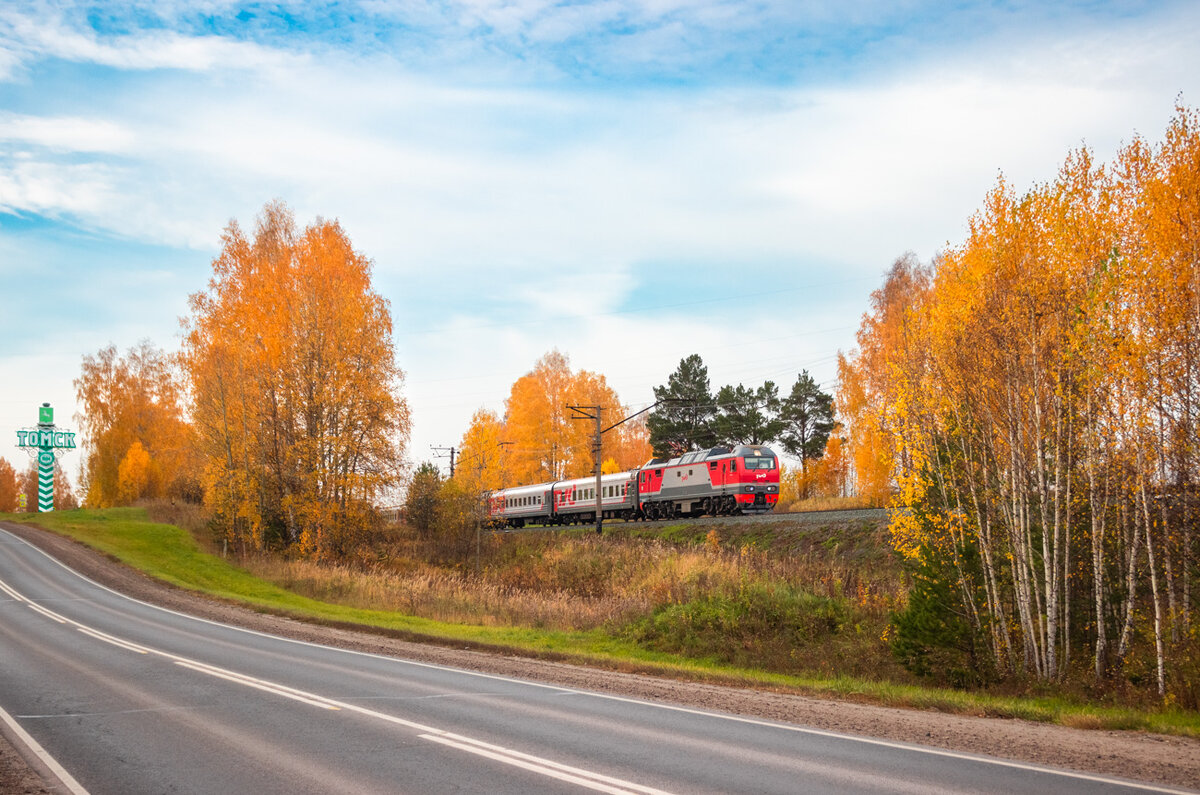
<box><xmin>173</xmin><ymin>660</ymin><xmax>342</xmax><ymax>711</ymax></box>
<box><xmin>25</xmin><ymin>601</ymin><xmax>68</xmax><ymax>624</ymax></box>
<box><xmin>2</xmin><ymin>530</ymin><xmax>1196</xmax><ymax>795</ymax></box>
<box><xmin>0</xmin><ymin>702</ymin><xmax>90</xmax><ymax>795</ymax></box>
<box><xmin>77</xmin><ymin>625</ymin><xmax>150</xmax><ymax>654</ymax></box>
<box><xmin>420</xmin><ymin>732</ymin><xmax>673</xmax><ymax>795</ymax></box>
<box><xmin>0</xmin><ymin>573</ymin><xmax>672</xmax><ymax>794</ymax></box>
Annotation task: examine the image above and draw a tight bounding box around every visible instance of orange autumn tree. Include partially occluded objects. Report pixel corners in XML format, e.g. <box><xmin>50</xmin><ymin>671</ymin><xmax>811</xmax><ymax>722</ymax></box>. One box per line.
<box><xmin>74</xmin><ymin>341</ymin><xmax>198</xmax><ymax>507</ymax></box>
<box><xmin>504</xmin><ymin>351</ymin><xmax>577</xmax><ymax>482</ymax></box>
<box><xmin>851</xmin><ymin>105</ymin><xmax>1200</xmax><ymax>700</ymax></box>
<box><xmin>456</xmin><ymin>408</ymin><xmax>510</xmax><ymax>493</ymax></box>
<box><xmin>183</xmin><ymin>201</ymin><xmax>410</xmax><ymax>557</ymax></box>
<box><xmin>0</xmin><ymin>458</ymin><xmax>18</xmax><ymax>512</ymax></box>
<box><xmin>458</xmin><ymin>351</ymin><xmax>650</xmax><ymax>488</ymax></box>
<box><xmin>835</xmin><ymin>255</ymin><xmax>931</xmax><ymax>507</ymax></box>
<box><xmin>116</xmin><ymin>441</ymin><xmax>152</xmax><ymax>505</ymax></box>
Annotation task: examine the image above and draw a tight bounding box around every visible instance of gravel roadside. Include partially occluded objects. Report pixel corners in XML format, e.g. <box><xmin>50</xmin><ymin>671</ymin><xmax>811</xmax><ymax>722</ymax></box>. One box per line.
<box><xmin>2</xmin><ymin>520</ymin><xmax>1198</xmax><ymax>791</ymax></box>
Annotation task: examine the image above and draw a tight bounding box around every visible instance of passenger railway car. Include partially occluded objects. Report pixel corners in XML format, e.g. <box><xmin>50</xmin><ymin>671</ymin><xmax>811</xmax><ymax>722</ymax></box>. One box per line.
<box><xmin>487</xmin><ymin>444</ymin><xmax>779</xmax><ymax>528</ymax></box>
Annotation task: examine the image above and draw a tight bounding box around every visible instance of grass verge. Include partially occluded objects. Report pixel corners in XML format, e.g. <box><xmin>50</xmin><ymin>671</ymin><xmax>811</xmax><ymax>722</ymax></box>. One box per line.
<box><xmin>5</xmin><ymin>507</ymin><xmax>1198</xmax><ymax>737</ymax></box>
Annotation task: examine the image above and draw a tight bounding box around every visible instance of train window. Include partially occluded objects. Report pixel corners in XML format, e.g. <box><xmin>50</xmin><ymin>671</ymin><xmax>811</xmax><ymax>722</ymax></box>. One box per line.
<box><xmin>709</xmin><ymin>462</ymin><xmax>717</xmax><ymax>470</ymax></box>
<box><xmin>730</xmin><ymin>461</ymin><xmax>737</xmax><ymax>472</ymax></box>
<box><xmin>655</xmin><ymin>469</ymin><xmax>662</xmax><ymax>476</ymax></box>
<box><xmin>744</xmin><ymin>456</ymin><xmax>776</xmax><ymax>470</ymax></box>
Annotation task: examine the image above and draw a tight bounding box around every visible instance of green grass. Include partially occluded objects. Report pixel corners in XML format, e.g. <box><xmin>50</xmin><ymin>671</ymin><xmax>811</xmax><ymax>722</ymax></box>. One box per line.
<box><xmin>6</xmin><ymin>508</ymin><xmax>1199</xmax><ymax>737</ymax></box>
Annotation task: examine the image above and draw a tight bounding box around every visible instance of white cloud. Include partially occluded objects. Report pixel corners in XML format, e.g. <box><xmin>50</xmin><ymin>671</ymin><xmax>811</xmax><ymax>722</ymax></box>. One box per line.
<box><xmin>0</xmin><ymin>113</ymin><xmax>135</xmax><ymax>153</ymax></box>
<box><xmin>0</xmin><ymin>4</ymin><xmax>301</xmax><ymax>76</ymax></box>
<box><xmin>0</xmin><ymin>159</ymin><xmax>123</xmax><ymax>218</ymax></box>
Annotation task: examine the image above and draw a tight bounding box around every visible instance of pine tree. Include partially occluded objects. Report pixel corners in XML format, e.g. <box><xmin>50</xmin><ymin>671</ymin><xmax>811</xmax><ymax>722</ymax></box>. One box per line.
<box><xmin>780</xmin><ymin>370</ymin><xmax>835</xmax><ymax>472</ymax></box>
<box><xmin>648</xmin><ymin>354</ymin><xmax>716</xmax><ymax>457</ymax></box>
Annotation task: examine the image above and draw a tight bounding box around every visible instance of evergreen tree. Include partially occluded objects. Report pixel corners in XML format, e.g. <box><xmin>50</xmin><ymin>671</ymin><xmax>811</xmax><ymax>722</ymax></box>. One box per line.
<box><xmin>712</xmin><ymin>381</ymin><xmax>784</xmax><ymax>446</ymax></box>
<box><xmin>647</xmin><ymin>354</ymin><xmax>716</xmax><ymax>457</ymax></box>
<box><xmin>779</xmin><ymin>370</ymin><xmax>835</xmax><ymax>471</ymax></box>
<box><xmin>404</xmin><ymin>462</ymin><xmax>442</xmax><ymax>539</ymax></box>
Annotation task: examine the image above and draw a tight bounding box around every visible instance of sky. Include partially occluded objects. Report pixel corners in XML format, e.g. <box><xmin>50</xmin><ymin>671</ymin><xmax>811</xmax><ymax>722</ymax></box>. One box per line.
<box><xmin>1</xmin><ymin>0</ymin><xmax>1198</xmax><ymax>490</ymax></box>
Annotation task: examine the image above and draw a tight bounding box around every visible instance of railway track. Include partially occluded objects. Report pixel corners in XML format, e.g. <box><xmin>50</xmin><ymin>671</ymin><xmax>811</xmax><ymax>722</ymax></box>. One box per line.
<box><xmin>498</xmin><ymin>507</ymin><xmax>888</xmax><ymax>533</ymax></box>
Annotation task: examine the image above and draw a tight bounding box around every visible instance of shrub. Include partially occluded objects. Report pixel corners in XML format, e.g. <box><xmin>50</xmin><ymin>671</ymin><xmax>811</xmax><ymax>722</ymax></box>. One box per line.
<box><xmin>889</xmin><ymin>543</ymin><xmax>993</xmax><ymax>687</ymax></box>
<box><xmin>622</xmin><ymin>581</ymin><xmax>846</xmax><ymax>670</ymax></box>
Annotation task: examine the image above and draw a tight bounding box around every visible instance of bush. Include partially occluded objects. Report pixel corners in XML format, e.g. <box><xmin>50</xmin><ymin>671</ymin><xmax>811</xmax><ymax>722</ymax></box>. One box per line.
<box><xmin>622</xmin><ymin>581</ymin><xmax>846</xmax><ymax>669</ymax></box>
<box><xmin>889</xmin><ymin>543</ymin><xmax>993</xmax><ymax>687</ymax></box>
<box><xmin>405</xmin><ymin>463</ymin><xmax>442</xmax><ymax>539</ymax></box>
<box><xmin>429</xmin><ymin>478</ymin><xmax>480</xmax><ymax>564</ymax></box>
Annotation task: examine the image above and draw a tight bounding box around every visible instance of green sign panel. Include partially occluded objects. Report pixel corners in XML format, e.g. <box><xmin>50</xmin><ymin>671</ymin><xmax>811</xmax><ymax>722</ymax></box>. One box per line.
<box><xmin>15</xmin><ymin>403</ymin><xmax>74</xmax><ymax>512</ymax></box>
<box><xmin>15</xmin><ymin>429</ymin><xmax>76</xmax><ymax>449</ymax></box>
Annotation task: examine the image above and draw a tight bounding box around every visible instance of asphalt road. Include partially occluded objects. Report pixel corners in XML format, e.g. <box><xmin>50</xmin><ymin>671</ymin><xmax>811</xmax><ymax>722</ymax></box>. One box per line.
<box><xmin>0</xmin><ymin>526</ymin><xmax>1187</xmax><ymax>795</ymax></box>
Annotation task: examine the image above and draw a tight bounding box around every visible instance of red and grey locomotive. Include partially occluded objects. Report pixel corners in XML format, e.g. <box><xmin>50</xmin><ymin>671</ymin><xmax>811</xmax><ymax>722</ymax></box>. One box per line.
<box><xmin>487</xmin><ymin>444</ymin><xmax>779</xmax><ymax>528</ymax></box>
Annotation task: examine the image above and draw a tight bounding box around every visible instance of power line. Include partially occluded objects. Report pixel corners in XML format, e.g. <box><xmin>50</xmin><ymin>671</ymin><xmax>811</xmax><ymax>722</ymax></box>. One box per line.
<box><xmin>429</xmin><ymin>445</ymin><xmax>456</xmax><ymax>477</ymax></box>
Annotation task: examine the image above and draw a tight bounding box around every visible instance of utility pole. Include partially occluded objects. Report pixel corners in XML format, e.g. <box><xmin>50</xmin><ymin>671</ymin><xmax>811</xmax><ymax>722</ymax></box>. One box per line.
<box><xmin>431</xmin><ymin>445</ymin><xmax>457</xmax><ymax>478</ymax></box>
<box><xmin>568</xmin><ymin>405</ymin><xmax>604</xmax><ymax>535</ymax></box>
<box><xmin>457</xmin><ymin>440</ymin><xmax>513</xmax><ymax>574</ymax></box>
<box><xmin>498</xmin><ymin>441</ymin><xmax>513</xmax><ymax>489</ymax></box>
<box><xmin>563</xmin><ymin>398</ymin><xmax>688</xmax><ymax>535</ymax></box>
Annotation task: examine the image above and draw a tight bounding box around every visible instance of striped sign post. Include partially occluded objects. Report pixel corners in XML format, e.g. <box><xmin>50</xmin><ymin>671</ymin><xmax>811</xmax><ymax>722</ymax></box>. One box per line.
<box><xmin>37</xmin><ymin>450</ymin><xmax>55</xmax><ymax>511</ymax></box>
<box><xmin>15</xmin><ymin>403</ymin><xmax>76</xmax><ymax>513</ymax></box>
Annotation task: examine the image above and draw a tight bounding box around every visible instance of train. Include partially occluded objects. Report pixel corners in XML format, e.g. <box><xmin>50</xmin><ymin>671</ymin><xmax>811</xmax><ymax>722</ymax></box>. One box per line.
<box><xmin>487</xmin><ymin>444</ymin><xmax>780</xmax><ymax>528</ymax></box>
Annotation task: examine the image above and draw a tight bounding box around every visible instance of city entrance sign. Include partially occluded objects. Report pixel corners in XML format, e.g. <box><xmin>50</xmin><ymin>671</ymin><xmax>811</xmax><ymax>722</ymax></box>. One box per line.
<box><xmin>15</xmin><ymin>403</ymin><xmax>75</xmax><ymax>512</ymax></box>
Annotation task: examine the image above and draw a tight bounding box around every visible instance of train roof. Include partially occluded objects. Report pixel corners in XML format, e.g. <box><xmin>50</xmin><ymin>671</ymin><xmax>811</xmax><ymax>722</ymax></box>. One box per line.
<box><xmin>490</xmin><ymin>470</ymin><xmax>635</xmax><ymax>497</ymax></box>
<box><xmin>649</xmin><ymin>444</ymin><xmax>778</xmax><ymax>468</ymax></box>
<box><xmin>731</xmin><ymin>444</ymin><xmax>777</xmax><ymax>458</ymax></box>
<box><xmin>553</xmin><ymin>471</ymin><xmax>636</xmax><ymax>490</ymax></box>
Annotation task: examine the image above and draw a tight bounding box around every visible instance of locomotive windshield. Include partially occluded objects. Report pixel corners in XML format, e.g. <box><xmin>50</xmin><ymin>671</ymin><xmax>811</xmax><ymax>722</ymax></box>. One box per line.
<box><xmin>743</xmin><ymin>456</ymin><xmax>776</xmax><ymax>470</ymax></box>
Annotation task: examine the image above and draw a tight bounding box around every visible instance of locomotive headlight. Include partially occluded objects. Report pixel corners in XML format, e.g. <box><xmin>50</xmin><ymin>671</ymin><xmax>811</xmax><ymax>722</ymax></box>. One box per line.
<box><xmin>744</xmin><ymin>485</ymin><xmax>754</xmax><ymax>492</ymax></box>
